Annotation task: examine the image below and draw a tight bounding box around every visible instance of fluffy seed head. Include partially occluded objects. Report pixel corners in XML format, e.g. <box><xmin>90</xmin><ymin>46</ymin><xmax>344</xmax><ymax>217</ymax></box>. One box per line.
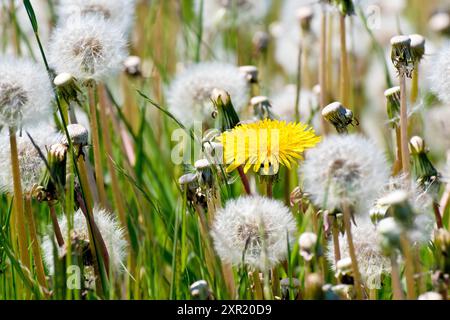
<box><xmin>326</xmin><ymin>220</ymin><xmax>391</xmax><ymax>287</ymax></box>
<box><xmin>56</xmin><ymin>0</ymin><xmax>136</xmax><ymax>34</ymax></box>
<box><xmin>211</xmin><ymin>195</ymin><xmax>298</xmax><ymax>270</ymax></box>
<box><xmin>428</xmin><ymin>43</ymin><xmax>450</xmax><ymax>105</ymax></box>
<box><xmin>0</xmin><ymin>127</ymin><xmax>62</xmax><ymax>194</ymax></box>
<box><xmin>48</xmin><ymin>16</ymin><xmax>127</xmax><ymax>82</ymax></box>
<box><xmin>166</xmin><ymin>62</ymin><xmax>249</xmax><ymax>127</ymax></box>
<box><xmin>302</xmin><ymin>134</ymin><xmax>389</xmax><ymax>215</ymax></box>
<box><xmin>0</xmin><ymin>56</ymin><xmax>53</xmax><ymax>129</ymax></box>
<box><xmin>42</xmin><ymin>207</ymin><xmax>127</xmax><ymax>275</ymax></box>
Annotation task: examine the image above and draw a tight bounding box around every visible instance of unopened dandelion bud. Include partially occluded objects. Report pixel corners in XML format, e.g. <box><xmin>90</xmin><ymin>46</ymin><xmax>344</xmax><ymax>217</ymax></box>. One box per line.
<box><xmin>299</xmin><ymin>232</ymin><xmax>318</xmax><ymax>261</ymax></box>
<box><xmin>296</xmin><ymin>6</ymin><xmax>314</xmax><ymax>31</ymax></box>
<box><xmin>64</xmin><ymin>124</ymin><xmax>89</xmax><ymax>147</ymax></box>
<box><xmin>336</xmin><ymin>257</ymin><xmax>353</xmax><ymax>277</ymax></box>
<box><xmin>370</xmin><ymin>204</ymin><xmax>388</xmax><ymax>225</ymax></box>
<box><xmin>390</xmin><ymin>35</ymin><xmax>414</xmax><ymax>77</ymax></box>
<box><xmin>123</xmin><ymin>55</ymin><xmax>142</xmax><ymax>77</ymax></box>
<box><xmin>211</xmin><ymin>88</ymin><xmax>241</xmax><ymax>131</ymax></box>
<box><xmin>429</xmin><ymin>12</ymin><xmax>450</xmax><ymax>35</ymax></box>
<box><xmin>434</xmin><ymin>229</ymin><xmax>450</xmax><ymax>254</ymax></box>
<box><xmin>195</xmin><ymin>159</ymin><xmax>214</xmax><ymax>187</ymax></box>
<box><xmin>333</xmin><ymin>0</ymin><xmax>355</xmax><ymax>16</ymax></box>
<box><xmin>418</xmin><ymin>292</ymin><xmax>443</xmax><ymax>300</ymax></box>
<box><xmin>379</xmin><ymin>190</ymin><xmax>415</xmax><ymax>227</ymax></box>
<box><xmin>331</xmin><ymin>284</ymin><xmax>353</xmax><ymax>300</ymax></box>
<box><xmin>378</xmin><ymin>217</ymin><xmax>402</xmax><ymax>254</ymax></box>
<box><xmin>178</xmin><ymin>173</ymin><xmax>198</xmax><ymax>187</ymax></box>
<box><xmin>409</xmin><ymin>136</ymin><xmax>439</xmax><ymax>196</ymax></box>
<box><xmin>189</xmin><ymin>280</ymin><xmax>211</xmax><ymax>300</ymax></box>
<box><xmin>252</xmin><ymin>31</ymin><xmax>270</xmax><ymax>53</ymax></box>
<box><xmin>321</xmin><ymin>101</ymin><xmax>355</xmax><ymax>133</ymax></box>
<box><xmin>280</xmin><ymin>278</ymin><xmax>301</xmax><ymax>300</ymax></box>
<box><xmin>251</xmin><ymin>96</ymin><xmax>274</xmax><ymax>120</ymax></box>
<box><xmin>54</xmin><ymin>73</ymin><xmax>81</xmax><ymax>104</ymax></box>
<box><xmin>239</xmin><ymin>65</ymin><xmax>259</xmax><ymax>84</ymax></box>
<box><xmin>384</xmin><ymin>86</ymin><xmax>401</xmax><ymax>126</ymax></box>
<box><xmin>305</xmin><ymin>273</ymin><xmax>324</xmax><ymax>300</ymax></box>
<box><xmin>409</xmin><ymin>34</ymin><xmax>425</xmax><ymax>62</ymax></box>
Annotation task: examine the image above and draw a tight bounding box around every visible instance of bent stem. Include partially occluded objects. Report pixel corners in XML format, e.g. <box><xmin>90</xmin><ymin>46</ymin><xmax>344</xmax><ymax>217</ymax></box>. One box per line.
<box><xmin>342</xmin><ymin>204</ymin><xmax>363</xmax><ymax>299</ymax></box>
<box><xmin>237</xmin><ymin>166</ymin><xmax>251</xmax><ymax>195</ymax></box>
<box><xmin>87</xmin><ymin>83</ymin><xmax>108</xmax><ymax>207</ymax></box>
<box><xmin>49</xmin><ymin>203</ymin><xmax>64</xmax><ymax>247</ymax></box>
<box><xmin>9</xmin><ymin>128</ymin><xmax>31</xmax><ymax>273</ymax></box>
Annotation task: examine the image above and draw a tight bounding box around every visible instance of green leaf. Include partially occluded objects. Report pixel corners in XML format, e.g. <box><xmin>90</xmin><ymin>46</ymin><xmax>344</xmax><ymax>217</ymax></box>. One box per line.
<box><xmin>23</xmin><ymin>0</ymin><xmax>38</xmax><ymax>33</ymax></box>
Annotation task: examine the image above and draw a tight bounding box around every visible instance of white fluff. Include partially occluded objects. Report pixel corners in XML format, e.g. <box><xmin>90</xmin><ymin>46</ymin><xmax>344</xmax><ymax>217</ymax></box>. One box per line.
<box><xmin>302</xmin><ymin>134</ymin><xmax>389</xmax><ymax>216</ymax></box>
<box><xmin>211</xmin><ymin>195</ymin><xmax>297</xmax><ymax>270</ymax></box>
<box><xmin>166</xmin><ymin>62</ymin><xmax>249</xmax><ymax>127</ymax></box>
<box><xmin>0</xmin><ymin>56</ymin><xmax>53</xmax><ymax>129</ymax></box>
<box><xmin>326</xmin><ymin>220</ymin><xmax>391</xmax><ymax>288</ymax></box>
<box><xmin>0</xmin><ymin>127</ymin><xmax>62</xmax><ymax>194</ymax></box>
<box><xmin>429</xmin><ymin>43</ymin><xmax>450</xmax><ymax>105</ymax></box>
<box><xmin>42</xmin><ymin>208</ymin><xmax>127</xmax><ymax>275</ymax></box>
<box><xmin>56</xmin><ymin>0</ymin><xmax>136</xmax><ymax>34</ymax></box>
<box><xmin>48</xmin><ymin>16</ymin><xmax>127</xmax><ymax>81</ymax></box>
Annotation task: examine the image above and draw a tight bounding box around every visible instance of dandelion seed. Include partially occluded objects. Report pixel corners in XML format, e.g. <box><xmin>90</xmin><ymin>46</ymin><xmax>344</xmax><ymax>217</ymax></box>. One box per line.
<box><xmin>211</xmin><ymin>195</ymin><xmax>297</xmax><ymax>270</ymax></box>
<box><xmin>428</xmin><ymin>43</ymin><xmax>450</xmax><ymax>105</ymax></box>
<box><xmin>302</xmin><ymin>134</ymin><xmax>389</xmax><ymax>214</ymax></box>
<box><xmin>217</xmin><ymin>119</ymin><xmax>321</xmax><ymax>175</ymax></box>
<box><xmin>326</xmin><ymin>220</ymin><xmax>391</xmax><ymax>287</ymax></box>
<box><xmin>0</xmin><ymin>56</ymin><xmax>53</xmax><ymax>129</ymax></box>
<box><xmin>42</xmin><ymin>207</ymin><xmax>127</xmax><ymax>275</ymax></box>
<box><xmin>167</xmin><ymin>62</ymin><xmax>249</xmax><ymax>127</ymax></box>
<box><xmin>56</xmin><ymin>0</ymin><xmax>136</xmax><ymax>34</ymax></box>
<box><xmin>48</xmin><ymin>16</ymin><xmax>127</xmax><ymax>82</ymax></box>
<box><xmin>0</xmin><ymin>127</ymin><xmax>62</xmax><ymax>194</ymax></box>
<box><xmin>196</xmin><ymin>0</ymin><xmax>271</xmax><ymax>30</ymax></box>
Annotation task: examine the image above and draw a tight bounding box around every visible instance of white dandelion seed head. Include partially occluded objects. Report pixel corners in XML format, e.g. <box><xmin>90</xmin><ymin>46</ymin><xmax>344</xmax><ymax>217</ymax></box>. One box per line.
<box><xmin>375</xmin><ymin>175</ymin><xmax>435</xmax><ymax>244</ymax></box>
<box><xmin>196</xmin><ymin>0</ymin><xmax>271</xmax><ymax>30</ymax></box>
<box><xmin>0</xmin><ymin>56</ymin><xmax>53</xmax><ymax>129</ymax></box>
<box><xmin>0</xmin><ymin>126</ymin><xmax>62</xmax><ymax>194</ymax></box>
<box><xmin>428</xmin><ymin>43</ymin><xmax>450</xmax><ymax>105</ymax></box>
<box><xmin>166</xmin><ymin>62</ymin><xmax>249</xmax><ymax>127</ymax></box>
<box><xmin>48</xmin><ymin>16</ymin><xmax>127</xmax><ymax>82</ymax></box>
<box><xmin>423</xmin><ymin>105</ymin><xmax>450</xmax><ymax>155</ymax></box>
<box><xmin>211</xmin><ymin>195</ymin><xmax>298</xmax><ymax>270</ymax></box>
<box><xmin>326</xmin><ymin>220</ymin><xmax>391</xmax><ymax>287</ymax></box>
<box><xmin>56</xmin><ymin>0</ymin><xmax>136</xmax><ymax>34</ymax></box>
<box><xmin>302</xmin><ymin>134</ymin><xmax>389</xmax><ymax>215</ymax></box>
<box><xmin>42</xmin><ymin>207</ymin><xmax>127</xmax><ymax>275</ymax></box>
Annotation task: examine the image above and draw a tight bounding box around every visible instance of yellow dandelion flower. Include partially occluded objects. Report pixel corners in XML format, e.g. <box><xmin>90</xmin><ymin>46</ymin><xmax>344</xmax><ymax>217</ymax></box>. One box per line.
<box><xmin>217</xmin><ymin>119</ymin><xmax>321</xmax><ymax>175</ymax></box>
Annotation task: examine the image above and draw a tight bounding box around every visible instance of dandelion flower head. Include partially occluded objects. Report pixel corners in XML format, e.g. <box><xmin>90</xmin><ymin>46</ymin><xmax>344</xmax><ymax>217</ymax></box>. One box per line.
<box><xmin>217</xmin><ymin>119</ymin><xmax>321</xmax><ymax>175</ymax></box>
<box><xmin>0</xmin><ymin>56</ymin><xmax>53</xmax><ymax>129</ymax></box>
<box><xmin>48</xmin><ymin>16</ymin><xmax>127</xmax><ymax>81</ymax></box>
<box><xmin>302</xmin><ymin>134</ymin><xmax>389</xmax><ymax>214</ymax></box>
<box><xmin>42</xmin><ymin>207</ymin><xmax>127</xmax><ymax>275</ymax></box>
<box><xmin>211</xmin><ymin>195</ymin><xmax>297</xmax><ymax>270</ymax></box>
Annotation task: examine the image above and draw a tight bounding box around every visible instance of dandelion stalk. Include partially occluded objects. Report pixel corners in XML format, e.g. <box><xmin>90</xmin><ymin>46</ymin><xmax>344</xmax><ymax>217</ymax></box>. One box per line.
<box><xmin>9</xmin><ymin>128</ymin><xmax>31</xmax><ymax>273</ymax></box>
<box><xmin>339</xmin><ymin>13</ymin><xmax>350</xmax><ymax>107</ymax></box>
<box><xmin>87</xmin><ymin>82</ymin><xmax>108</xmax><ymax>207</ymax></box>
<box><xmin>252</xmin><ymin>270</ymin><xmax>263</xmax><ymax>300</ymax></box>
<box><xmin>331</xmin><ymin>216</ymin><xmax>341</xmax><ymax>265</ymax></box>
<box><xmin>48</xmin><ymin>203</ymin><xmax>64</xmax><ymax>247</ymax></box>
<box><xmin>399</xmin><ymin>74</ymin><xmax>410</xmax><ymax>176</ymax></box>
<box><xmin>400</xmin><ymin>234</ymin><xmax>416</xmax><ymax>299</ymax></box>
<box><xmin>98</xmin><ymin>84</ymin><xmax>130</xmax><ymax>242</ymax></box>
<box><xmin>319</xmin><ymin>6</ymin><xmax>329</xmax><ymax>134</ymax></box>
<box><xmin>390</xmin><ymin>254</ymin><xmax>405</xmax><ymax>300</ymax></box>
<box><xmin>23</xmin><ymin>195</ymin><xmax>47</xmax><ymax>291</ymax></box>
<box><xmin>342</xmin><ymin>204</ymin><xmax>363</xmax><ymax>299</ymax></box>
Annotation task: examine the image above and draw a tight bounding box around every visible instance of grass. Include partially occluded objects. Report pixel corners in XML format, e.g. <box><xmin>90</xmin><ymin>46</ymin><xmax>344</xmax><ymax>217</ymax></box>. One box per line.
<box><xmin>0</xmin><ymin>0</ymin><xmax>449</xmax><ymax>300</ymax></box>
